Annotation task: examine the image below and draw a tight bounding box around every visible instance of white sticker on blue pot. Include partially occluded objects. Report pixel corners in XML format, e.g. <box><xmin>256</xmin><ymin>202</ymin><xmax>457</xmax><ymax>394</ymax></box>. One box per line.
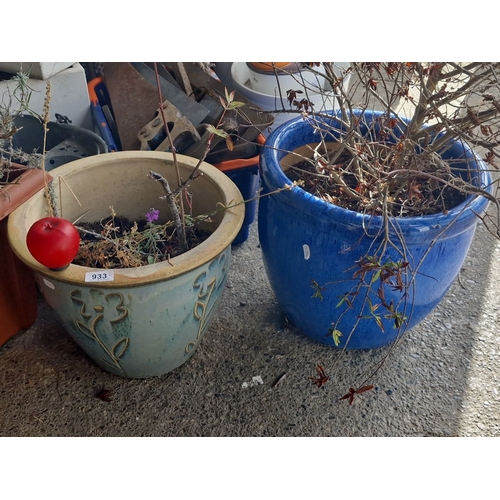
<box><xmin>85</xmin><ymin>270</ymin><xmax>115</xmax><ymax>283</ymax></box>
<box><xmin>303</xmin><ymin>244</ymin><xmax>311</xmax><ymax>260</ymax></box>
<box><xmin>43</xmin><ymin>278</ymin><xmax>55</xmax><ymax>290</ymax></box>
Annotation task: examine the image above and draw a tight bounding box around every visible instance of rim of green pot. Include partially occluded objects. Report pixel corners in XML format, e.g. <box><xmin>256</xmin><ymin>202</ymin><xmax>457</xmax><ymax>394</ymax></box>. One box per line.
<box><xmin>7</xmin><ymin>151</ymin><xmax>245</xmax><ymax>287</ymax></box>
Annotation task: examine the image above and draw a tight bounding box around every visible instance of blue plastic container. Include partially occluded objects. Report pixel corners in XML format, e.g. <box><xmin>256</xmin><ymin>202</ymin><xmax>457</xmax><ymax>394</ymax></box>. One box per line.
<box><xmin>224</xmin><ymin>165</ymin><xmax>259</xmax><ymax>245</ymax></box>
<box><xmin>258</xmin><ymin>110</ymin><xmax>492</xmax><ymax>349</ymax></box>
<box><xmin>214</xmin><ymin>135</ymin><xmax>264</xmax><ymax>245</ymax></box>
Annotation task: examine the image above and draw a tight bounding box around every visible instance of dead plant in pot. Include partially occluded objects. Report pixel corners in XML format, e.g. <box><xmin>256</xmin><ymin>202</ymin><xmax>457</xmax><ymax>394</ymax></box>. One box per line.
<box><xmin>1</xmin><ymin>71</ymin><xmax>48</xmax><ymax>216</ymax></box>
<box><xmin>257</xmin><ymin>62</ymin><xmax>500</xmax><ymax>403</ymax></box>
<box><xmin>68</xmin><ymin>86</ymin><xmax>250</xmax><ymax>272</ymax></box>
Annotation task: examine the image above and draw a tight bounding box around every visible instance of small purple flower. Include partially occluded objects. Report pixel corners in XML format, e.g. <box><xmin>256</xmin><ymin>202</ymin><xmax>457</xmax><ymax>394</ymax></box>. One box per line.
<box><xmin>145</xmin><ymin>208</ymin><xmax>159</xmax><ymax>223</ymax></box>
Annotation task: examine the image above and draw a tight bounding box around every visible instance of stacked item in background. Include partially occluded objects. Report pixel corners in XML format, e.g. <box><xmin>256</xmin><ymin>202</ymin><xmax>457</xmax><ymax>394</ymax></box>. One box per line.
<box><xmin>86</xmin><ymin>62</ymin><xmax>272</xmax><ymax>245</ymax></box>
<box><xmin>0</xmin><ymin>62</ymin><xmax>93</xmax><ymax>130</ymax></box>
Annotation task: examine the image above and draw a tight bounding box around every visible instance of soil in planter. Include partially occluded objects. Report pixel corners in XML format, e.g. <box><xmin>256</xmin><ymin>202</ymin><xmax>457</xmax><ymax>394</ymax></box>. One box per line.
<box><xmin>281</xmin><ymin>143</ymin><xmax>468</xmax><ymax>217</ymax></box>
<box><xmin>74</xmin><ymin>215</ymin><xmax>211</xmax><ymax>269</ymax></box>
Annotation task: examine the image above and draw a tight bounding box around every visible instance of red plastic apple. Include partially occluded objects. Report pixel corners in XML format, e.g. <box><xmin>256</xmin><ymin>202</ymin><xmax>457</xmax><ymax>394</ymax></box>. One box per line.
<box><xmin>26</xmin><ymin>217</ymin><xmax>80</xmax><ymax>270</ymax></box>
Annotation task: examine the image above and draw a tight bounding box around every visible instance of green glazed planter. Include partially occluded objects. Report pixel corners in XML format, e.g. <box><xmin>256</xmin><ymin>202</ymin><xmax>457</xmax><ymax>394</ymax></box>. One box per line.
<box><xmin>7</xmin><ymin>151</ymin><xmax>245</xmax><ymax>378</ymax></box>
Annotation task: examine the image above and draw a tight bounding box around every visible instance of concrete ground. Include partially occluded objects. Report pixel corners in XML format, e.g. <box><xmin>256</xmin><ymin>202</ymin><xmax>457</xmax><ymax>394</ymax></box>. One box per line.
<box><xmin>1</xmin><ymin>204</ymin><xmax>500</xmax><ymax>437</ymax></box>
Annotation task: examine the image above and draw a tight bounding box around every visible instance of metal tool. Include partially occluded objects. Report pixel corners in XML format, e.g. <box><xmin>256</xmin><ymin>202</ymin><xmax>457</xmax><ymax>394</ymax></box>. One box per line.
<box><xmin>130</xmin><ymin>63</ymin><xmax>209</xmax><ymax>126</ymax></box>
<box><xmin>87</xmin><ymin>77</ymin><xmax>120</xmax><ymax>151</ymax></box>
<box><xmin>138</xmin><ymin>99</ymin><xmax>201</xmax><ymax>152</ymax></box>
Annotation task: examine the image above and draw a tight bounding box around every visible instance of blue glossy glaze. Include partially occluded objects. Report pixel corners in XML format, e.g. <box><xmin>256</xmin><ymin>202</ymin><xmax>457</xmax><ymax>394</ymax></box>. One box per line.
<box><xmin>226</xmin><ymin>165</ymin><xmax>260</xmax><ymax>245</ymax></box>
<box><xmin>258</xmin><ymin>111</ymin><xmax>492</xmax><ymax>349</ymax></box>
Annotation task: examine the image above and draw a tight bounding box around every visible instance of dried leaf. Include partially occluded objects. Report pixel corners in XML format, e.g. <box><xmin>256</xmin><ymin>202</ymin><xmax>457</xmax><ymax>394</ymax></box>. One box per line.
<box><xmin>340</xmin><ymin>385</ymin><xmax>374</xmax><ymax>405</ymax></box>
<box><xmin>356</xmin><ymin>385</ymin><xmax>374</xmax><ymax>394</ymax></box>
<box><xmin>96</xmin><ymin>389</ymin><xmax>112</xmax><ymax>402</ymax></box>
<box><xmin>309</xmin><ymin>364</ymin><xmax>329</xmax><ymax>388</ymax></box>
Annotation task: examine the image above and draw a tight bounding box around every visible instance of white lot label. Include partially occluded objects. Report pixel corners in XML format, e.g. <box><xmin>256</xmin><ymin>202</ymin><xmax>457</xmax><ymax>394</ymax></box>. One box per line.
<box><xmin>85</xmin><ymin>270</ymin><xmax>115</xmax><ymax>282</ymax></box>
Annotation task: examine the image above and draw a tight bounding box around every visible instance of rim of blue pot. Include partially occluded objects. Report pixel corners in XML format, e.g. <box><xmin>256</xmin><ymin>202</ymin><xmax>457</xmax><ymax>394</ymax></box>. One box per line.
<box><xmin>260</xmin><ymin>110</ymin><xmax>493</xmax><ymax>237</ymax></box>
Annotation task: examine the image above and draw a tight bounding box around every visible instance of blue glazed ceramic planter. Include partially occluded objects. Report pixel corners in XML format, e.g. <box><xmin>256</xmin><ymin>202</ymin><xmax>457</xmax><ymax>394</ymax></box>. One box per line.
<box><xmin>258</xmin><ymin>111</ymin><xmax>492</xmax><ymax>349</ymax></box>
<box><xmin>8</xmin><ymin>151</ymin><xmax>245</xmax><ymax>377</ymax></box>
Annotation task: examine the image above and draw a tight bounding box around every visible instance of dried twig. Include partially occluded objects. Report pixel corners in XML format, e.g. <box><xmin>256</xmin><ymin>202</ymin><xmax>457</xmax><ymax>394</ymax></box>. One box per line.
<box><xmin>148</xmin><ymin>170</ymin><xmax>187</xmax><ymax>253</ymax></box>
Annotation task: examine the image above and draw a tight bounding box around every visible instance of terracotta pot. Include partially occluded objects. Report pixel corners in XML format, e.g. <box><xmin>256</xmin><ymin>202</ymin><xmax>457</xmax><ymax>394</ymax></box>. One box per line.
<box><xmin>0</xmin><ymin>164</ymin><xmax>53</xmax><ymax>346</ymax></box>
<box><xmin>0</xmin><ymin>163</ymin><xmax>52</xmax><ymax>220</ymax></box>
